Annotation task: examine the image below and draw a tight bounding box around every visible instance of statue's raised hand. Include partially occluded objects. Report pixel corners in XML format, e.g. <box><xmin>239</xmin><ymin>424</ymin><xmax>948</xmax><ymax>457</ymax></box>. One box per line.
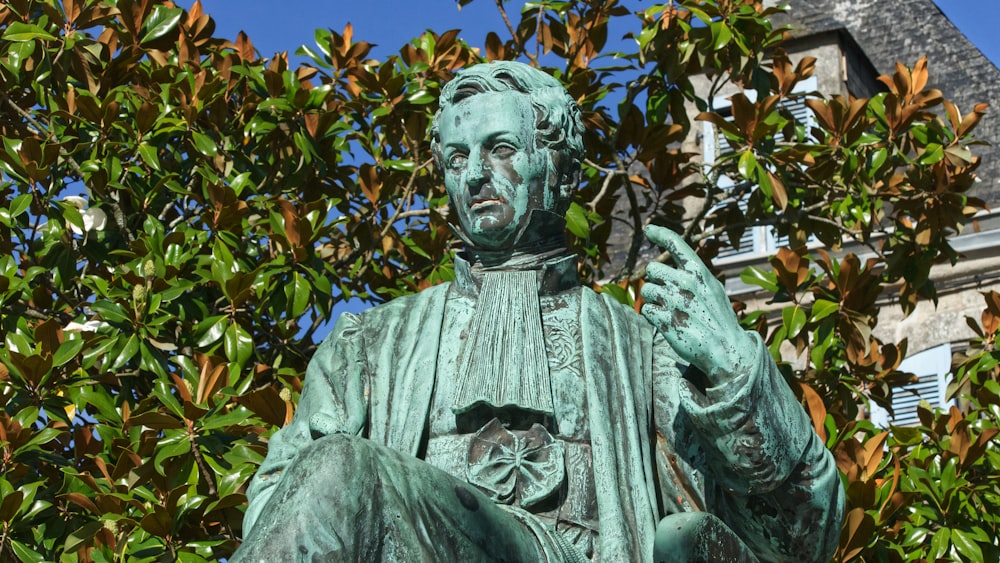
<box><xmin>640</xmin><ymin>225</ymin><xmax>753</xmax><ymax>386</ymax></box>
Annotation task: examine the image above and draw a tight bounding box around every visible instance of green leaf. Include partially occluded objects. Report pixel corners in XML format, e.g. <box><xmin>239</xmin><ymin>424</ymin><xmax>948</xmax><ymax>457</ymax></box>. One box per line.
<box><xmin>599</xmin><ymin>283</ymin><xmax>633</xmax><ymax>307</ymax></box>
<box><xmin>80</xmin><ymin>335</ymin><xmax>118</xmax><ymax>369</ymax></box>
<box><xmin>62</xmin><ymin>203</ymin><xmax>85</xmax><ymax>233</ymax></box>
<box><xmin>782</xmin><ymin>304</ymin><xmax>807</xmax><ymax>338</ymax></box>
<box><xmin>91</xmin><ymin>300</ymin><xmax>131</xmax><ymax>324</ymax></box>
<box><xmin>12</xmin><ymin>406</ymin><xmax>39</xmax><ymax>429</ymax></box>
<box><xmin>9</xmin><ymin>540</ymin><xmax>46</xmax><ymax>563</ymax></box>
<box><xmin>809</xmin><ymin>299</ymin><xmax>839</xmax><ymax>322</ymax></box>
<box><xmin>740</xmin><ymin>266</ymin><xmax>779</xmax><ymax>293</ymax></box>
<box><xmin>64</xmin><ymin>520</ymin><xmax>105</xmax><ymax>553</ymax></box>
<box><xmin>6</xmin><ymin>40</ymin><xmax>35</xmax><ymax>76</ymax></box>
<box><xmin>191</xmin><ymin>131</ymin><xmax>218</xmax><ymax>157</ymax></box>
<box><xmin>140</xmin><ymin>6</ymin><xmax>184</xmax><ymax>44</ymax></box>
<box><xmin>919</xmin><ymin>142</ymin><xmax>944</xmax><ymax>164</ymax></box>
<box><xmin>952</xmin><ymin>529</ymin><xmax>984</xmax><ymax>561</ymax></box>
<box><xmin>153</xmin><ymin>380</ymin><xmax>184</xmax><ymax>418</ymax></box>
<box><xmin>195</xmin><ymin>316</ymin><xmax>228</xmax><ymax>348</ymax></box>
<box><xmin>286</xmin><ymin>273</ymin><xmax>310</xmax><ymax>318</ymax></box>
<box><xmin>16</xmin><ymin>427</ymin><xmax>63</xmax><ymax>453</ymax></box>
<box><xmin>111</xmin><ymin>334</ymin><xmax>140</xmax><ymax>370</ymax></box>
<box><xmin>889</xmin><ymin>425</ymin><xmax>923</xmax><ymax>446</ymax></box>
<box><xmin>565</xmin><ymin>202</ymin><xmax>590</xmax><ymax>238</ymax></box>
<box><xmin>738</xmin><ymin>150</ymin><xmax>758</xmax><ymax>181</ymax></box>
<box><xmin>8</xmin><ymin>193</ymin><xmax>32</xmax><ymax>219</ymax></box>
<box><xmin>154</xmin><ymin>430</ymin><xmax>192</xmax><ymax>465</ymax></box>
<box><xmin>869</xmin><ymin>147</ymin><xmax>888</xmax><ymax>171</ymax></box>
<box><xmin>52</xmin><ymin>338</ymin><xmax>85</xmax><ymax>367</ymax></box>
<box><xmin>710</xmin><ymin>22</ymin><xmax>733</xmax><ymax>51</ymax></box>
<box><xmin>313</xmin><ymin>28</ymin><xmax>333</xmax><ymax>59</ymax></box>
<box><xmin>930</xmin><ymin>527</ymin><xmax>953</xmax><ymax>560</ymax></box>
<box><xmin>406</xmin><ymin>90</ymin><xmax>435</xmax><ymax>105</ymax></box>
<box><xmin>76</xmin><ymin>386</ymin><xmax>122</xmax><ymax>425</ymax></box>
<box><xmin>137</xmin><ymin>144</ymin><xmax>161</xmax><ymax>171</ymax></box>
<box><xmin>224</xmin><ymin>322</ymin><xmax>254</xmax><ymax>366</ymax></box>
<box><xmin>3</xmin><ymin>22</ymin><xmax>58</xmax><ymax>42</ymax></box>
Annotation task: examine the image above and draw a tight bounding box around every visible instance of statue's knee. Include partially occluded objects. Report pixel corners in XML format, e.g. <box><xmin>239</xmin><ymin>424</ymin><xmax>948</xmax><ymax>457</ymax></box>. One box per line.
<box><xmin>288</xmin><ymin>433</ymin><xmax>376</xmax><ymax>488</ymax></box>
<box><xmin>653</xmin><ymin>512</ymin><xmax>759</xmax><ymax>563</ymax></box>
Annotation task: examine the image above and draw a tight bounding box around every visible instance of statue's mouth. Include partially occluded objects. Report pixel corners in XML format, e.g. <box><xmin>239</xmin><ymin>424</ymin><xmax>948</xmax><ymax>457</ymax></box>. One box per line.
<box><xmin>470</xmin><ymin>195</ymin><xmax>506</xmax><ymax>209</ymax></box>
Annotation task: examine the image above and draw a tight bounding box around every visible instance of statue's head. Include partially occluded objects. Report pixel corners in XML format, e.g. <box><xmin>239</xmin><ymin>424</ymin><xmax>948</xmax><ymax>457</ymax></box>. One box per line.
<box><xmin>431</xmin><ymin>61</ymin><xmax>585</xmax><ymax>251</ymax></box>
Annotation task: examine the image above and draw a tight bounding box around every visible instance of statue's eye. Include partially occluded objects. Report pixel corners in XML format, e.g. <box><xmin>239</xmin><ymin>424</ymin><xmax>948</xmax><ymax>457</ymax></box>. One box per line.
<box><xmin>491</xmin><ymin>143</ymin><xmax>516</xmax><ymax>159</ymax></box>
<box><xmin>448</xmin><ymin>153</ymin><xmax>468</xmax><ymax>170</ymax></box>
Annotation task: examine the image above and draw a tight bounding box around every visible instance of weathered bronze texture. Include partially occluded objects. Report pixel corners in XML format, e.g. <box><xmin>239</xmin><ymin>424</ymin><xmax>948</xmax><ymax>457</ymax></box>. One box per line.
<box><xmin>232</xmin><ymin>61</ymin><xmax>844</xmax><ymax>563</ymax></box>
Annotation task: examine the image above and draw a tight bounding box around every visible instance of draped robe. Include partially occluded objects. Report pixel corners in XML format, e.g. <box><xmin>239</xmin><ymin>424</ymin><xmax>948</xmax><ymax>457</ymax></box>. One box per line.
<box><xmin>238</xmin><ymin>275</ymin><xmax>843</xmax><ymax>562</ymax></box>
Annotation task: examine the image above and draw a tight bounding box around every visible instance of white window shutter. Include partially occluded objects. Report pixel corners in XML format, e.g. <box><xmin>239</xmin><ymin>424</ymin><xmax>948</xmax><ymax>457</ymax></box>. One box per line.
<box><xmin>702</xmin><ymin>77</ymin><xmax>819</xmax><ymax>264</ymax></box>
<box><xmin>870</xmin><ymin>343</ymin><xmax>955</xmax><ymax>427</ymax></box>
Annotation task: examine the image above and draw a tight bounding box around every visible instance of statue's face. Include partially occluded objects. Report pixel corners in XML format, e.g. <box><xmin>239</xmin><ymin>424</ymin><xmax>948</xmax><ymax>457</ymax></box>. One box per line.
<box><xmin>439</xmin><ymin>92</ymin><xmax>558</xmax><ymax>250</ymax></box>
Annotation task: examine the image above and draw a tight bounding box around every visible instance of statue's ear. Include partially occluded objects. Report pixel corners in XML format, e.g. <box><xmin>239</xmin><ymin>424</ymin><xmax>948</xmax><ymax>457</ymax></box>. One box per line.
<box><xmin>559</xmin><ymin>160</ymin><xmax>581</xmax><ymax>203</ymax></box>
<box><xmin>430</xmin><ymin>139</ymin><xmax>444</xmax><ymax>171</ymax></box>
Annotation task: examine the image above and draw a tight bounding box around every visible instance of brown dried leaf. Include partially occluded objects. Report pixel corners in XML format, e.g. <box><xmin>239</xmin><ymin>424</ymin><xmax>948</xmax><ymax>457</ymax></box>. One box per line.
<box><xmin>982</xmin><ymin>292</ymin><xmax>1000</xmax><ymax>337</ymax></box>
<box><xmin>236</xmin><ymin>30</ymin><xmax>255</xmax><ymax>62</ymax></box>
<box><xmin>911</xmin><ymin>56</ymin><xmax>928</xmax><ymax>94</ymax></box>
<box><xmin>358</xmin><ymin>163</ymin><xmax>382</xmax><ymax>205</ymax></box>
<box><xmin>186</xmin><ymin>0</ymin><xmax>202</xmax><ymax>25</ymax></box>
<box><xmin>863</xmin><ymin>431</ymin><xmax>888</xmax><ymax>479</ymax></box>
<box><xmin>799</xmin><ymin>382</ymin><xmax>827</xmax><ymax>439</ymax></box>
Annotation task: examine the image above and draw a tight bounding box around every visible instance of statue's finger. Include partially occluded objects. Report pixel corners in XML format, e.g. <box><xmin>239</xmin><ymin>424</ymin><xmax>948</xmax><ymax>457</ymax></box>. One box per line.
<box><xmin>641</xmin><ymin>278</ymin><xmax>688</xmax><ymax>308</ymax></box>
<box><xmin>644</xmin><ymin>261</ymin><xmax>679</xmax><ymax>285</ymax></box>
<box><xmin>640</xmin><ymin>278</ymin><xmax>666</xmax><ymax>305</ymax></box>
<box><xmin>645</xmin><ymin>261</ymin><xmax>698</xmax><ymax>292</ymax></box>
<box><xmin>640</xmin><ymin>302</ymin><xmax>664</xmax><ymax>320</ymax></box>
<box><xmin>644</xmin><ymin>225</ymin><xmax>701</xmax><ymax>271</ymax></box>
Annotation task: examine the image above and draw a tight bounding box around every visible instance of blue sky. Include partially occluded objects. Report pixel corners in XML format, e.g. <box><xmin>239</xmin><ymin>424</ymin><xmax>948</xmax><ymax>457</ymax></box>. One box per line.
<box><xmin>179</xmin><ymin>0</ymin><xmax>998</xmax><ymax>322</ymax></box>
<box><xmin>187</xmin><ymin>1</ymin><xmax>1000</xmax><ymax>70</ymax></box>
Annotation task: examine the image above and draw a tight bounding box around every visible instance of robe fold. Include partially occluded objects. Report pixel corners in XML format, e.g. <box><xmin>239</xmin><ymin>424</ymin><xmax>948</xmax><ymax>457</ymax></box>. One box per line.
<box><xmin>243</xmin><ymin>282</ymin><xmax>843</xmax><ymax>562</ymax></box>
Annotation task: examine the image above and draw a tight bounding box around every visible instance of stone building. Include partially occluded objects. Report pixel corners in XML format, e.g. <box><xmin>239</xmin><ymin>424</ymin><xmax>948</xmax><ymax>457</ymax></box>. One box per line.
<box><xmin>715</xmin><ymin>0</ymin><xmax>1000</xmax><ymax>424</ymax></box>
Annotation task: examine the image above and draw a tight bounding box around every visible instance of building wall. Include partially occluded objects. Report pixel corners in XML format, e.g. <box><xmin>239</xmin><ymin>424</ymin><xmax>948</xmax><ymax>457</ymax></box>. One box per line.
<box><xmin>778</xmin><ymin>0</ymin><xmax>1000</xmax><ymax>207</ymax></box>
<box><xmin>612</xmin><ymin>3</ymin><xmax>1000</xmax><ymax>385</ymax></box>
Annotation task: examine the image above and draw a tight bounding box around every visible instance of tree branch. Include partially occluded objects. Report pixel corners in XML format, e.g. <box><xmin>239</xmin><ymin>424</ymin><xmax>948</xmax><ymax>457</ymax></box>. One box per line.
<box><xmin>187</xmin><ymin>425</ymin><xmax>218</xmax><ymax>497</ymax></box>
<box><xmin>1</xmin><ymin>92</ymin><xmax>134</xmax><ymax>242</ymax></box>
<box><xmin>11</xmin><ymin>304</ymin><xmax>74</xmax><ymax>323</ymax></box>
<box><xmin>379</xmin><ymin>158</ymin><xmax>434</xmax><ymax>240</ymax></box>
<box><xmin>632</xmin><ymin>209</ymin><xmax>889</xmax><ymax>282</ymax></box>
<box><xmin>585</xmin><ymin>158</ymin><xmax>630</xmax><ymax>212</ymax></box>
<box><xmin>2</xmin><ymin>93</ymin><xmax>87</xmax><ymax>181</ymax></box>
<box><xmin>618</xmin><ymin>175</ymin><xmax>644</xmax><ymax>280</ymax></box>
<box><xmin>495</xmin><ymin>0</ymin><xmax>539</xmax><ymax>66</ymax></box>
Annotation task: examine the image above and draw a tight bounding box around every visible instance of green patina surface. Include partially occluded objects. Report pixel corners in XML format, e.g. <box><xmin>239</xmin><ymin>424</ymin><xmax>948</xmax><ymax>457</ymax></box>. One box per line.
<box><xmin>232</xmin><ymin>61</ymin><xmax>844</xmax><ymax>562</ymax></box>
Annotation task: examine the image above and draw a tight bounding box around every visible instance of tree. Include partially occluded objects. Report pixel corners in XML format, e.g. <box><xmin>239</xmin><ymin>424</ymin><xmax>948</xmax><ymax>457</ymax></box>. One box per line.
<box><xmin>0</xmin><ymin>0</ymin><xmax>994</xmax><ymax>560</ymax></box>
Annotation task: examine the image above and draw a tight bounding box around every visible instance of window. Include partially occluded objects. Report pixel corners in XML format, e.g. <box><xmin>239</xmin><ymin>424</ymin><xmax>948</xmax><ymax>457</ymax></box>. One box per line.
<box><xmin>702</xmin><ymin>77</ymin><xmax>818</xmax><ymax>264</ymax></box>
<box><xmin>870</xmin><ymin>343</ymin><xmax>956</xmax><ymax>427</ymax></box>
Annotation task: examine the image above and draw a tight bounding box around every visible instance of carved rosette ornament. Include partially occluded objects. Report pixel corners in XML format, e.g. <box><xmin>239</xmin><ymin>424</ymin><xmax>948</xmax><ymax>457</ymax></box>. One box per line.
<box><xmin>466</xmin><ymin>418</ymin><xmax>566</xmax><ymax>508</ymax></box>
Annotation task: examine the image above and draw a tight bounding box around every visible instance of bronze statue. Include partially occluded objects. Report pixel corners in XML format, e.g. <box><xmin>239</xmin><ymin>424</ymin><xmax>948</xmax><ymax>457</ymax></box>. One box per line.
<box><xmin>232</xmin><ymin>61</ymin><xmax>844</xmax><ymax>562</ymax></box>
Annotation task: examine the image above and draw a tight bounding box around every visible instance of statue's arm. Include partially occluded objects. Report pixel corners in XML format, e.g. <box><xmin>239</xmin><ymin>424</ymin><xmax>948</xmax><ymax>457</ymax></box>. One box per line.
<box><xmin>243</xmin><ymin>311</ymin><xmax>368</xmax><ymax>534</ymax></box>
<box><xmin>671</xmin><ymin>332</ymin><xmax>844</xmax><ymax>562</ymax></box>
<box><xmin>640</xmin><ymin>226</ymin><xmax>843</xmax><ymax>562</ymax></box>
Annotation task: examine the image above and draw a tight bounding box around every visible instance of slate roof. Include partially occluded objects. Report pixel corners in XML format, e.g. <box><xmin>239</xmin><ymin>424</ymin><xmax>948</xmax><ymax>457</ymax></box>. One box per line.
<box><xmin>779</xmin><ymin>0</ymin><xmax>1000</xmax><ymax>206</ymax></box>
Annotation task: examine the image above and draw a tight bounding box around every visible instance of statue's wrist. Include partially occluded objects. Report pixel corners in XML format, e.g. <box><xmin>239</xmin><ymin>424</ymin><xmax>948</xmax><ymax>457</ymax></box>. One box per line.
<box><xmin>701</xmin><ymin>330</ymin><xmax>755</xmax><ymax>386</ymax></box>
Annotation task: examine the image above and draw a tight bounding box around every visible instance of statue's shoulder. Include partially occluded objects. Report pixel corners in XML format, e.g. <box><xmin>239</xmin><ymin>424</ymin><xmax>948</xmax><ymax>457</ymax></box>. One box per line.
<box><xmin>357</xmin><ymin>282</ymin><xmax>452</xmax><ymax>321</ymax></box>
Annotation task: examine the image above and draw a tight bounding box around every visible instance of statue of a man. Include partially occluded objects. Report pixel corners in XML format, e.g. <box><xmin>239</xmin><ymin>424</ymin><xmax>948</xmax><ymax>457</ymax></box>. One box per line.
<box><xmin>233</xmin><ymin>61</ymin><xmax>843</xmax><ymax>562</ymax></box>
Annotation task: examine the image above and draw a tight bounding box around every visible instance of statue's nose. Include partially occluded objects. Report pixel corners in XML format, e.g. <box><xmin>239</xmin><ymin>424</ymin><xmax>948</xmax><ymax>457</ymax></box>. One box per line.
<box><xmin>465</xmin><ymin>152</ymin><xmax>491</xmax><ymax>192</ymax></box>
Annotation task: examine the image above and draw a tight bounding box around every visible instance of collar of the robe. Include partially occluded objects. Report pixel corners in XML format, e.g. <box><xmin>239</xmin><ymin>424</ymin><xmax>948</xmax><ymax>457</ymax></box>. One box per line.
<box><xmin>452</xmin><ymin>251</ymin><xmax>579</xmax><ymax>297</ymax></box>
<box><xmin>449</xmin><ymin>209</ymin><xmax>579</xmax><ymax>296</ymax></box>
